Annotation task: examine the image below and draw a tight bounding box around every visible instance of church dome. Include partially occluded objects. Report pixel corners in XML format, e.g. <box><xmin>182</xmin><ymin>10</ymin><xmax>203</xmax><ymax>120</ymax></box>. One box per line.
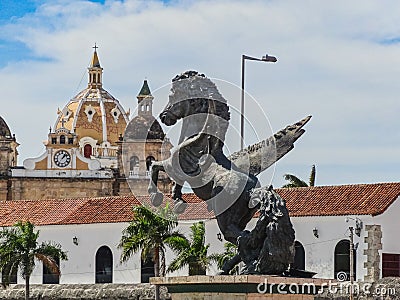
<box><xmin>54</xmin><ymin>48</ymin><xmax>129</xmax><ymax>146</ymax></box>
<box><xmin>124</xmin><ymin>115</ymin><xmax>165</xmax><ymax>141</ymax></box>
<box><xmin>0</xmin><ymin>116</ymin><xmax>12</xmax><ymax>138</ymax></box>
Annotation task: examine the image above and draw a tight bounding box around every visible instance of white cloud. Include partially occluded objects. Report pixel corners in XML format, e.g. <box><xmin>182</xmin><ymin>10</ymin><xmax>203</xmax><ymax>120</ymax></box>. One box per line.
<box><xmin>0</xmin><ymin>0</ymin><xmax>399</xmax><ymax>187</ymax></box>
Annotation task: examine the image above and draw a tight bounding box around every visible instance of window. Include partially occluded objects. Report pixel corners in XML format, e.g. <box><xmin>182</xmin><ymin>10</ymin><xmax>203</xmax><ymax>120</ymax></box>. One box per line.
<box><xmin>60</xmin><ymin>135</ymin><xmax>66</xmax><ymax>144</ymax></box>
<box><xmin>334</xmin><ymin>239</ymin><xmax>356</xmax><ymax>281</ymax></box>
<box><xmin>43</xmin><ymin>256</ymin><xmax>60</xmax><ymax>284</ymax></box>
<box><xmin>1</xmin><ymin>267</ymin><xmax>17</xmax><ymax>285</ymax></box>
<box><xmin>51</xmin><ymin>137</ymin><xmax>57</xmax><ymax>144</ymax></box>
<box><xmin>84</xmin><ymin>144</ymin><xmax>92</xmax><ymax>158</ymax></box>
<box><xmin>95</xmin><ymin>246</ymin><xmax>113</xmax><ymax>283</ymax></box>
<box><xmin>141</xmin><ymin>250</ymin><xmax>155</xmax><ymax>283</ymax></box>
<box><xmin>130</xmin><ymin>156</ymin><xmax>139</xmax><ymax>170</ymax></box>
<box><xmin>129</xmin><ymin>156</ymin><xmax>140</xmax><ymax>176</ymax></box>
<box><xmin>383</xmin><ymin>253</ymin><xmax>400</xmax><ymax>277</ymax></box>
<box><xmin>68</xmin><ymin>138</ymin><xmax>73</xmax><ymax>144</ymax></box>
<box><xmin>146</xmin><ymin>156</ymin><xmax>155</xmax><ymax>171</ymax></box>
<box><xmin>293</xmin><ymin>241</ymin><xmax>305</xmax><ymax>270</ymax></box>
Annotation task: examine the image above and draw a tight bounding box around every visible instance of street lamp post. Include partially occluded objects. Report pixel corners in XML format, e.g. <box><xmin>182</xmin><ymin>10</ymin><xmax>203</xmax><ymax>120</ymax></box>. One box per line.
<box><xmin>346</xmin><ymin>217</ymin><xmax>362</xmax><ymax>300</ymax></box>
<box><xmin>349</xmin><ymin>226</ymin><xmax>354</xmax><ymax>300</ymax></box>
<box><xmin>241</xmin><ymin>54</ymin><xmax>277</xmax><ymax>150</ymax></box>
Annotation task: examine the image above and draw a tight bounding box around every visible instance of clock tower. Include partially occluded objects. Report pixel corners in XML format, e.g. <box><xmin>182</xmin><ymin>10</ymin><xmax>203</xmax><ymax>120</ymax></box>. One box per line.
<box><xmin>18</xmin><ymin>47</ymin><xmax>128</xmax><ymax>177</ymax></box>
<box><xmin>8</xmin><ymin>46</ymin><xmax>173</xmax><ymax>200</ymax></box>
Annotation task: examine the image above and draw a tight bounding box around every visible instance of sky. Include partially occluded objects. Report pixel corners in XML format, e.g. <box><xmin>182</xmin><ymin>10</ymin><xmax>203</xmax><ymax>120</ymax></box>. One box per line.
<box><xmin>0</xmin><ymin>0</ymin><xmax>399</xmax><ymax>188</ymax></box>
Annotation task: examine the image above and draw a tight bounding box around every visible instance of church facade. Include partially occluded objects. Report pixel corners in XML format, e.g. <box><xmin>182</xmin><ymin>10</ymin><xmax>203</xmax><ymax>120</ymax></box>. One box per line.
<box><xmin>0</xmin><ymin>48</ymin><xmax>172</xmax><ymax>201</ymax></box>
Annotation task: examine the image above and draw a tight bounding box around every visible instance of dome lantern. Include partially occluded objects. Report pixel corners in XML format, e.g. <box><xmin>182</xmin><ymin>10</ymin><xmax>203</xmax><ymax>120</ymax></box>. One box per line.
<box><xmin>88</xmin><ymin>44</ymin><xmax>103</xmax><ymax>89</ymax></box>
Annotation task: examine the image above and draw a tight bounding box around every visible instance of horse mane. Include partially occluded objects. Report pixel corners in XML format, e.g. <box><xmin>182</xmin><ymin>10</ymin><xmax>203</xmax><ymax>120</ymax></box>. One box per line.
<box><xmin>172</xmin><ymin>70</ymin><xmax>231</xmax><ymax>121</ymax></box>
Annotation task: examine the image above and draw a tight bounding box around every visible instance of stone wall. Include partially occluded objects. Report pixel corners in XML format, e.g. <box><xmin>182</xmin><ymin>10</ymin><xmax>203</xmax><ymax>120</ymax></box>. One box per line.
<box><xmin>0</xmin><ymin>178</ymin><xmax>10</xmax><ymax>200</ymax></box>
<box><xmin>0</xmin><ymin>284</ymin><xmax>170</xmax><ymax>300</ymax></box>
<box><xmin>363</xmin><ymin>224</ymin><xmax>382</xmax><ymax>282</ymax></box>
<box><xmin>9</xmin><ymin>177</ymin><xmax>115</xmax><ymax>200</ymax></box>
<box><xmin>118</xmin><ymin>177</ymin><xmax>172</xmax><ymax>197</ymax></box>
<box><xmin>0</xmin><ymin>176</ymin><xmax>171</xmax><ymax>201</ymax></box>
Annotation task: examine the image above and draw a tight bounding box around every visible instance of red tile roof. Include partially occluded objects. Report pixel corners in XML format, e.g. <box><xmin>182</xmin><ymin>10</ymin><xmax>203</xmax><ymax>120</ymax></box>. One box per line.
<box><xmin>277</xmin><ymin>182</ymin><xmax>400</xmax><ymax>217</ymax></box>
<box><xmin>0</xmin><ymin>182</ymin><xmax>398</xmax><ymax>226</ymax></box>
<box><xmin>0</xmin><ymin>194</ymin><xmax>212</xmax><ymax>227</ymax></box>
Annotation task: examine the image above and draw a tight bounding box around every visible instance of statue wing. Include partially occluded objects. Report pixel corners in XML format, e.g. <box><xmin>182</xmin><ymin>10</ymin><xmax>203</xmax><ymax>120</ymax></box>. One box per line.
<box><xmin>228</xmin><ymin>116</ymin><xmax>311</xmax><ymax>176</ymax></box>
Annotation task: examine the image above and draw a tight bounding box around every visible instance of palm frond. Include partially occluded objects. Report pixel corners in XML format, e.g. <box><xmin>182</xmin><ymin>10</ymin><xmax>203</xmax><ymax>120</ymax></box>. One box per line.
<box><xmin>118</xmin><ymin>203</ymin><xmax>180</xmax><ymax>267</ymax></box>
<box><xmin>35</xmin><ymin>254</ymin><xmax>60</xmax><ymax>275</ymax></box>
<box><xmin>167</xmin><ymin>252</ymin><xmax>190</xmax><ymax>273</ymax></box>
<box><xmin>164</xmin><ymin>235</ymin><xmax>190</xmax><ymax>252</ymax></box>
<box><xmin>210</xmin><ymin>242</ymin><xmax>239</xmax><ymax>274</ymax></box>
<box><xmin>282</xmin><ymin>174</ymin><xmax>308</xmax><ymax>188</ymax></box>
<box><xmin>0</xmin><ymin>221</ymin><xmax>67</xmax><ymax>287</ymax></box>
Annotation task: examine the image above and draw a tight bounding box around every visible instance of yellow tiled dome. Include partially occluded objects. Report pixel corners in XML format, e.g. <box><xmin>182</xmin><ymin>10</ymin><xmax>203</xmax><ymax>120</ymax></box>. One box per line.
<box><xmin>54</xmin><ymin>49</ymin><xmax>129</xmax><ymax>147</ymax></box>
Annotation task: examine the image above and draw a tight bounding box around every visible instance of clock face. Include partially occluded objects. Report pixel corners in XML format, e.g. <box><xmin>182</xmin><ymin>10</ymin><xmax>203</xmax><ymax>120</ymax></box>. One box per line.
<box><xmin>53</xmin><ymin>150</ymin><xmax>71</xmax><ymax>168</ymax></box>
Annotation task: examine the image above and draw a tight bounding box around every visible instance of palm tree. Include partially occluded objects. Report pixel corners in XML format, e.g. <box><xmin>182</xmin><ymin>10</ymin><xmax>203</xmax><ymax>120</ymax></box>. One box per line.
<box><xmin>210</xmin><ymin>242</ymin><xmax>240</xmax><ymax>275</ymax></box>
<box><xmin>0</xmin><ymin>221</ymin><xmax>68</xmax><ymax>300</ymax></box>
<box><xmin>282</xmin><ymin>164</ymin><xmax>316</xmax><ymax>188</ymax></box>
<box><xmin>118</xmin><ymin>203</ymin><xmax>184</xmax><ymax>300</ymax></box>
<box><xmin>166</xmin><ymin>221</ymin><xmax>215</xmax><ymax>276</ymax></box>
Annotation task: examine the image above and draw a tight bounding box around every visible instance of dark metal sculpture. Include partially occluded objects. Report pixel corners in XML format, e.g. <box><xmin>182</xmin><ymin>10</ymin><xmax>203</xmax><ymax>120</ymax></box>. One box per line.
<box><xmin>148</xmin><ymin>71</ymin><xmax>311</xmax><ymax>275</ymax></box>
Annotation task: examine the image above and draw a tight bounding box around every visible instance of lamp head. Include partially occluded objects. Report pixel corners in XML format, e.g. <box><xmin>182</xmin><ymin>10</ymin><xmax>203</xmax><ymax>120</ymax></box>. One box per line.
<box><xmin>262</xmin><ymin>54</ymin><xmax>277</xmax><ymax>62</ymax></box>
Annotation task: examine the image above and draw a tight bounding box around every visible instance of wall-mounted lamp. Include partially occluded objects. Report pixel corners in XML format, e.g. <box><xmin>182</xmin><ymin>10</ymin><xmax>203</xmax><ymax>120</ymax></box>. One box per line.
<box><xmin>346</xmin><ymin>217</ymin><xmax>363</xmax><ymax>237</ymax></box>
<box><xmin>354</xmin><ymin>242</ymin><xmax>359</xmax><ymax>250</ymax></box>
<box><xmin>73</xmin><ymin>236</ymin><xmax>79</xmax><ymax>245</ymax></box>
<box><xmin>217</xmin><ymin>233</ymin><xmax>223</xmax><ymax>242</ymax></box>
<box><xmin>313</xmin><ymin>227</ymin><xmax>319</xmax><ymax>238</ymax></box>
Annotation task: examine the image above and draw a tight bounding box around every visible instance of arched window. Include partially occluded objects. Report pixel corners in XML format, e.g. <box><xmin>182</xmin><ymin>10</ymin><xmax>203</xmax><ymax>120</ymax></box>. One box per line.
<box><xmin>84</xmin><ymin>144</ymin><xmax>92</xmax><ymax>158</ymax></box>
<box><xmin>141</xmin><ymin>250</ymin><xmax>155</xmax><ymax>283</ymax></box>
<box><xmin>146</xmin><ymin>156</ymin><xmax>155</xmax><ymax>171</ymax></box>
<box><xmin>59</xmin><ymin>135</ymin><xmax>66</xmax><ymax>144</ymax></box>
<box><xmin>43</xmin><ymin>256</ymin><xmax>60</xmax><ymax>284</ymax></box>
<box><xmin>130</xmin><ymin>156</ymin><xmax>139</xmax><ymax>170</ymax></box>
<box><xmin>293</xmin><ymin>241</ymin><xmax>306</xmax><ymax>270</ymax></box>
<box><xmin>334</xmin><ymin>239</ymin><xmax>356</xmax><ymax>281</ymax></box>
<box><xmin>1</xmin><ymin>267</ymin><xmax>17</xmax><ymax>285</ymax></box>
<box><xmin>95</xmin><ymin>246</ymin><xmax>113</xmax><ymax>283</ymax></box>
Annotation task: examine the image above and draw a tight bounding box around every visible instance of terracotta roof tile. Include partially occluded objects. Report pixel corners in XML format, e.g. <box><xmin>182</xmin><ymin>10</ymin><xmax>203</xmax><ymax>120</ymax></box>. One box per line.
<box><xmin>0</xmin><ymin>182</ymin><xmax>398</xmax><ymax>226</ymax></box>
<box><xmin>0</xmin><ymin>194</ymin><xmax>212</xmax><ymax>227</ymax></box>
<box><xmin>277</xmin><ymin>182</ymin><xmax>400</xmax><ymax>217</ymax></box>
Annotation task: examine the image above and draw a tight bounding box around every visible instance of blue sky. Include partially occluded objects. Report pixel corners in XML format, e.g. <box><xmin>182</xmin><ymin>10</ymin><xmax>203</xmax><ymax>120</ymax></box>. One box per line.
<box><xmin>0</xmin><ymin>0</ymin><xmax>399</xmax><ymax>188</ymax></box>
<box><xmin>0</xmin><ymin>0</ymin><xmax>106</xmax><ymax>67</ymax></box>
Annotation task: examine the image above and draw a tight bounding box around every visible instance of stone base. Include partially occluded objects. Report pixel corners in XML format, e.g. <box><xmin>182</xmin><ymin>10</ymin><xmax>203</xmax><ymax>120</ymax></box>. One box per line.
<box><xmin>151</xmin><ymin>275</ymin><xmax>330</xmax><ymax>300</ymax></box>
<box><xmin>0</xmin><ymin>283</ymin><xmax>170</xmax><ymax>300</ymax></box>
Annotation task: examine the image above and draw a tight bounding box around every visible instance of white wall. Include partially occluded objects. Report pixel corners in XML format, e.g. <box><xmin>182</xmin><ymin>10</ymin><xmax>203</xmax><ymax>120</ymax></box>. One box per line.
<box><xmin>290</xmin><ymin>215</ymin><xmax>372</xmax><ymax>281</ymax></box>
<box><xmin>15</xmin><ymin>220</ymin><xmax>204</xmax><ymax>285</ymax></box>
<box><xmin>25</xmin><ymin>223</ymin><xmax>139</xmax><ymax>284</ymax></box>
<box><xmin>373</xmin><ymin>196</ymin><xmax>400</xmax><ymax>276</ymax></box>
<box><xmin>13</xmin><ymin>197</ymin><xmax>400</xmax><ymax>284</ymax></box>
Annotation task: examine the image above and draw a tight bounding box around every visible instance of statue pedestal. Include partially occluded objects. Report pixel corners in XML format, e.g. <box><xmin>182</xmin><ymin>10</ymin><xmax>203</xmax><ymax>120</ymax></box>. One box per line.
<box><xmin>151</xmin><ymin>275</ymin><xmax>330</xmax><ymax>300</ymax></box>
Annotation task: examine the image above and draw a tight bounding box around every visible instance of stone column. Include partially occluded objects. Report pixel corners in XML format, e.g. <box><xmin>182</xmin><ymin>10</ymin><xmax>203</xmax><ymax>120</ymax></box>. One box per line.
<box><xmin>363</xmin><ymin>224</ymin><xmax>382</xmax><ymax>282</ymax></box>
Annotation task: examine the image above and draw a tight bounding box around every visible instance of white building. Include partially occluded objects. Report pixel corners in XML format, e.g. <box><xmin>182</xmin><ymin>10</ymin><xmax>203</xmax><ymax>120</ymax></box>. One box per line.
<box><xmin>0</xmin><ymin>182</ymin><xmax>399</xmax><ymax>284</ymax></box>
